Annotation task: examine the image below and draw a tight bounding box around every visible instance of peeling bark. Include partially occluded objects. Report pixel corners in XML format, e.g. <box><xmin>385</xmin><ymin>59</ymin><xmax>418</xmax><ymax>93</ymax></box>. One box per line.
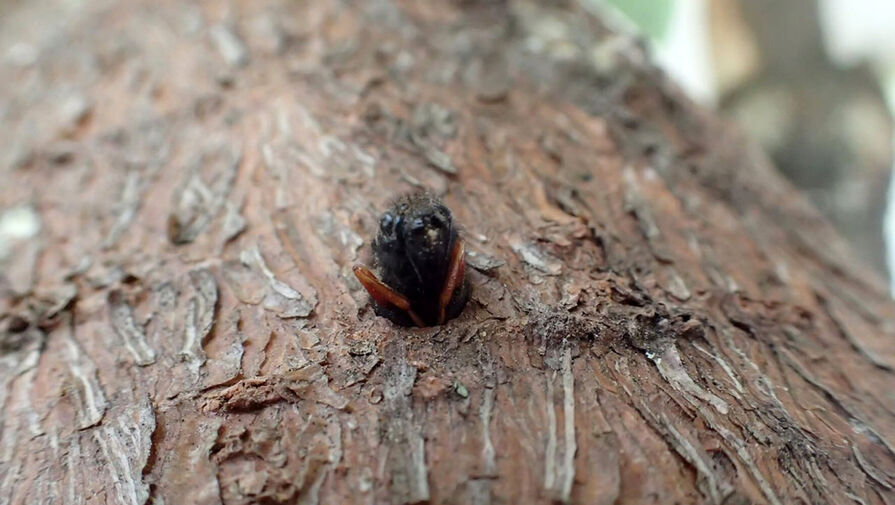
<box><xmin>2</xmin><ymin>1</ymin><xmax>895</xmax><ymax>504</ymax></box>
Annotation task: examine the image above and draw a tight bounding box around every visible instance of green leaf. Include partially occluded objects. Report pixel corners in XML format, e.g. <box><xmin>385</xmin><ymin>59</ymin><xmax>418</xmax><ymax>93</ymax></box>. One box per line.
<box><xmin>604</xmin><ymin>0</ymin><xmax>674</xmax><ymax>41</ymax></box>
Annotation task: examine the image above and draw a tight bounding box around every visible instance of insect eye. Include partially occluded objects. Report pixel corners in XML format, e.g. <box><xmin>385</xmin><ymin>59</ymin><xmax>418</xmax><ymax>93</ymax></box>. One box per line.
<box><xmin>379</xmin><ymin>213</ymin><xmax>394</xmax><ymax>234</ymax></box>
<box><xmin>429</xmin><ymin>214</ymin><xmax>445</xmax><ymax>229</ymax></box>
<box><xmin>410</xmin><ymin>218</ymin><xmax>426</xmax><ymax>234</ymax></box>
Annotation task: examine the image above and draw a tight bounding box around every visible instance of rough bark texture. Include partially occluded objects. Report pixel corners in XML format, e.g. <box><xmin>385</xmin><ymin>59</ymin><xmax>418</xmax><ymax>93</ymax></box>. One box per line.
<box><xmin>2</xmin><ymin>1</ymin><xmax>895</xmax><ymax>504</ymax></box>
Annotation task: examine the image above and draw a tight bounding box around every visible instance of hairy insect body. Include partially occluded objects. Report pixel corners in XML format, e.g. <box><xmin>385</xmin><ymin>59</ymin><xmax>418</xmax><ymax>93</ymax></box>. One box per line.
<box><xmin>354</xmin><ymin>192</ymin><xmax>469</xmax><ymax>327</ymax></box>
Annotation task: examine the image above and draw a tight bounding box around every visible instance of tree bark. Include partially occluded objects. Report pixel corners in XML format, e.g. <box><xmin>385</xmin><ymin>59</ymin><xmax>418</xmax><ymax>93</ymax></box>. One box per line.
<box><xmin>2</xmin><ymin>1</ymin><xmax>895</xmax><ymax>504</ymax></box>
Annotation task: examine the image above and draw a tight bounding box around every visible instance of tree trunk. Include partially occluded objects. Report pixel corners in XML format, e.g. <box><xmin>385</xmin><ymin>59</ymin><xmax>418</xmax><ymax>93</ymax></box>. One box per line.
<box><xmin>2</xmin><ymin>1</ymin><xmax>895</xmax><ymax>504</ymax></box>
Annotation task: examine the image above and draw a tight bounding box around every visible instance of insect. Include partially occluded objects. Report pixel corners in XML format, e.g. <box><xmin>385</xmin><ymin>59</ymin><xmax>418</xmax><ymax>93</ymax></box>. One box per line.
<box><xmin>353</xmin><ymin>192</ymin><xmax>469</xmax><ymax>327</ymax></box>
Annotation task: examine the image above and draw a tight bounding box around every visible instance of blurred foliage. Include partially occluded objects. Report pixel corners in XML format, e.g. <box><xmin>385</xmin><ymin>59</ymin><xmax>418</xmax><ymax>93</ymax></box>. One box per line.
<box><xmin>604</xmin><ymin>0</ymin><xmax>674</xmax><ymax>40</ymax></box>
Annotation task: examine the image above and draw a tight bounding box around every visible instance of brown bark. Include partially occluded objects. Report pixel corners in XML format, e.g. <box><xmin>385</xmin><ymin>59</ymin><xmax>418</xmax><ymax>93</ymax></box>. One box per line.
<box><xmin>2</xmin><ymin>1</ymin><xmax>895</xmax><ymax>504</ymax></box>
